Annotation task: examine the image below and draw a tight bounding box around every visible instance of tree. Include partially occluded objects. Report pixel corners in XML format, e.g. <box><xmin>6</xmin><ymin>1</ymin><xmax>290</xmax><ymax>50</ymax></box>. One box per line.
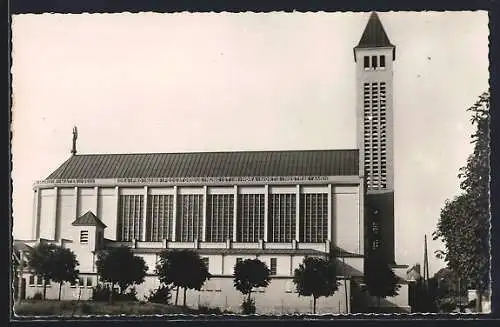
<box><xmin>364</xmin><ymin>249</ymin><xmax>400</xmax><ymax>309</ymax></box>
<box><xmin>47</xmin><ymin>247</ymin><xmax>79</xmax><ymax>300</ymax></box>
<box><xmin>433</xmin><ymin>91</ymin><xmax>490</xmax><ymax>312</ymax></box>
<box><xmin>293</xmin><ymin>256</ymin><xmax>339</xmax><ymax>314</ymax></box>
<box><xmin>25</xmin><ymin>242</ymin><xmax>58</xmax><ymax>299</ymax></box>
<box><xmin>95</xmin><ymin>246</ymin><xmax>148</xmax><ymax>303</ymax></box>
<box><xmin>12</xmin><ymin>249</ymin><xmax>21</xmax><ymax>301</ymax></box>
<box><xmin>233</xmin><ymin>258</ymin><xmax>271</xmax><ymax>313</ymax></box>
<box><xmin>432</xmin><ymin>268</ymin><xmax>467</xmax><ymax>312</ymax></box>
<box><xmin>156</xmin><ymin>250</ymin><xmax>210</xmax><ymax>307</ymax></box>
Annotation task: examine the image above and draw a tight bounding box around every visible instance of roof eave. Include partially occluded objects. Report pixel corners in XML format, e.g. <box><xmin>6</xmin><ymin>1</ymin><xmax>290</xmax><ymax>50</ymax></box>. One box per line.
<box><xmin>353</xmin><ymin>45</ymin><xmax>396</xmax><ymax>62</ymax></box>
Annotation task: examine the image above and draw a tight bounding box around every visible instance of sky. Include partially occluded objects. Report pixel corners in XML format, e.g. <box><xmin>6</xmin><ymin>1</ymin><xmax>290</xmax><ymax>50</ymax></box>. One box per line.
<box><xmin>11</xmin><ymin>11</ymin><xmax>489</xmax><ymax>275</ymax></box>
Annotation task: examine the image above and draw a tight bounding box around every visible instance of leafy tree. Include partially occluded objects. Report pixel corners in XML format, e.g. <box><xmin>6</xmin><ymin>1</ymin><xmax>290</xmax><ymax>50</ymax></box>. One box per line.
<box><xmin>25</xmin><ymin>242</ymin><xmax>58</xmax><ymax>299</ymax></box>
<box><xmin>156</xmin><ymin>249</ymin><xmax>210</xmax><ymax>307</ymax></box>
<box><xmin>409</xmin><ymin>276</ymin><xmax>439</xmax><ymax>313</ymax></box>
<box><xmin>95</xmin><ymin>246</ymin><xmax>148</xmax><ymax>303</ymax></box>
<box><xmin>12</xmin><ymin>249</ymin><xmax>22</xmax><ymax>301</ymax></box>
<box><xmin>432</xmin><ymin>268</ymin><xmax>467</xmax><ymax>312</ymax></box>
<box><xmin>293</xmin><ymin>256</ymin><xmax>339</xmax><ymax>314</ymax></box>
<box><xmin>233</xmin><ymin>258</ymin><xmax>271</xmax><ymax>313</ymax></box>
<box><xmin>433</xmin><ymin>92</ymin><xmax>490</xmax><ymax>312</ymax></box>
<box><xmin>48</xmin><ymin>247</ymin><xmax>79</xmax><ymax>300</ymax></box>
<box><xmin>364</xmin><ymin>249</ymin><xmax>400</xmax><ymax>308</ymax></box>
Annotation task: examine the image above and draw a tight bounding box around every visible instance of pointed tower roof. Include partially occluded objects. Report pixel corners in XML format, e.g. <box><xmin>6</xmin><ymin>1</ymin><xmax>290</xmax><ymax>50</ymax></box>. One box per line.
<box><xmin>71</xmin><ymin>211</ymin><xmax>107</xmax><ymax>228</ymax></box>
<box><xmin>354</xmin><ymin>12</ymin><xmax>396</xmax><ymax>60</ymax></box>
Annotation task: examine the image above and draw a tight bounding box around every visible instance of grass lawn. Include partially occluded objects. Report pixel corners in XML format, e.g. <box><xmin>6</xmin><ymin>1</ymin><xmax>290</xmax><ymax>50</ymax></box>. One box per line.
<box><xmin>14</xmin><ymin>300</ymin><xmax>201</xmax><ymax>317</ymax></box>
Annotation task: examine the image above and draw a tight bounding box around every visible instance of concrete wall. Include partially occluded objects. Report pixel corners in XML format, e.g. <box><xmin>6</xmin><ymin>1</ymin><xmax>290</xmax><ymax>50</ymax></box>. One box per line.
<box><xmin>38</xmin><ymin>188</ymin><xmax>56</xmax><ymax>240</ymax></box>
<box><xmin>333</xmin><ymin>186</ymin><xmax>361</xmax><ymax>254</ymax></box>
<box><xmin>97</xmin><ymin>188</ymin><xmax>118</xmax><ymax>240</ymax></box>
<box><xmin>58</xmin><ymin>188</ymin><xmax>75</xmax><ymax>240</ymax></box>
<box><xmin>78</xmin><ymin>188</ymin><xmax>97</xmax><ymax>217</ymax></box>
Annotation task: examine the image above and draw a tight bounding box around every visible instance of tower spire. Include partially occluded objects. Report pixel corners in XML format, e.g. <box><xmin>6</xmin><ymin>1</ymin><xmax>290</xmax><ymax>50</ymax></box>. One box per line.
<box><xmin>423</xmin><ymin>234</ymin><xmax>430</xmax><ymax>285</ymax></box>
<box><xmin>71</xmin><ymin>126</ymin><xmax>78</xmax><ymax>156</ymax></box>
<box><xmin>354</xmin><ymin>12</ymin><xmax>396</xmax><ymax>61</ymax></box>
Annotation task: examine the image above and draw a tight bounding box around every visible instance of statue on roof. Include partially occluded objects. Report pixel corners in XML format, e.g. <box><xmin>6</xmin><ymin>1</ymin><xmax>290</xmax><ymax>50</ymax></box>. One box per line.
<box><xmin>71</xmin><ymin>126</ymin><xmax>78</xmax><ymax>156</ymax></box>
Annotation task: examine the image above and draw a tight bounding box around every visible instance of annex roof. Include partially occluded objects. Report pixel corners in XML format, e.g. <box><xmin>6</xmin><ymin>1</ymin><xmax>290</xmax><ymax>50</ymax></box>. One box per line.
<box><xmin>71</xmin><ymin>211</ymin><xmax>107</xmax><ymax>228</ymax></box>
<box><xmin>45</xmin><ymin>149</ymin><xmax>359</xmax><ymax>180</ymax></box>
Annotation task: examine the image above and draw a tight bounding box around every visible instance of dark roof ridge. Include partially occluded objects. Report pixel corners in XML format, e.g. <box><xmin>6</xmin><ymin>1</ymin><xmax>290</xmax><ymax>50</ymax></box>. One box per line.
<box><xmin>67</xmin><ymin>148</ymin><xmax>358</xmax><ymax>157</ymax></box>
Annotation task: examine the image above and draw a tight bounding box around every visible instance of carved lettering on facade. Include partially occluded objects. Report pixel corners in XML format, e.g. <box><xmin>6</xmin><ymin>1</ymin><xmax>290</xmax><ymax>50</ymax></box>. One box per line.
<box><xmin>35</xmin><ymin>176</ymin><xmax>336</xmax><ymax>187</ymax></box>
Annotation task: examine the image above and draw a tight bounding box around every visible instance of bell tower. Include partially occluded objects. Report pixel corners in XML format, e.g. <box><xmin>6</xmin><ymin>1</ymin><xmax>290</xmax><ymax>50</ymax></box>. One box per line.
<box><xmin>354</xmin><ymin>12</ymin><xmax>396</xmax><ymax>263</ymax></box>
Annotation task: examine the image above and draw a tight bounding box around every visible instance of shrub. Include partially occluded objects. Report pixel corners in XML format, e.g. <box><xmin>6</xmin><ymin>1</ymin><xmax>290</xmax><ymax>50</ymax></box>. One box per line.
<box><xmin>80</xmin><ymin>303</ymin><xmax>92</xmax><ymax>315</ymax></box>
<box><xmin>92</xmin><ymin>284</ymin><xmax>118</xmax><ymax>302</ymax></box>
<box><xmin>198</xmin><ymin>305</ymin><xmax>223</xmax><ymax>314</ymax></box>
<box><xmin>147</xmin><ymin>285</ymin><xmax>172</xmax><ymax>304</ymax></box>
<box><xmin>120</xmin><ymin>287</ymin><xmax>138</xmax><ymax>302</ymax></box>
<box><xmin>32</xmin><ymin>292</ymin><xmax>43</xmax><ymax>300</ymax></box>
<box><xmin>241</xmin><ymin>297</ymin><xmax>256</xmax><ymax>314</ymax></box>
<box><xmin>91</xmin><ymin>284</ymin><xmax>138</xmax><ymax>302</ymax></box>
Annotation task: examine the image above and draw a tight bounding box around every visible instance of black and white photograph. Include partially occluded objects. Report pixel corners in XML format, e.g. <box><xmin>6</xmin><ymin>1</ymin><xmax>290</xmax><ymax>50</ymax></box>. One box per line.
<box><xmin>10</xmin><ymin>8</ymin><xmax>490</xmax><ymax>317</ymax></box>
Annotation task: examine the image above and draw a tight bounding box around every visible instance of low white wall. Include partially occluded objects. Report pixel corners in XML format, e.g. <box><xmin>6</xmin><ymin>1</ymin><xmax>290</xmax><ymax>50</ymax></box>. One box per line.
<box><xmin>19</xmin><ymin>273</ymin><xmax>352</xmax><ymax>314</ymax></box>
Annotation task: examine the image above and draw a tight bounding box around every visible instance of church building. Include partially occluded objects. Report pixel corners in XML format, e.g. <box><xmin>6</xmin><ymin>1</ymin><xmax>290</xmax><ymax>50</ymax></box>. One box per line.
<box><xmin>14</xmin><ymin>12</ymin><xmax>411</xmax><ymax>313</ymax></box>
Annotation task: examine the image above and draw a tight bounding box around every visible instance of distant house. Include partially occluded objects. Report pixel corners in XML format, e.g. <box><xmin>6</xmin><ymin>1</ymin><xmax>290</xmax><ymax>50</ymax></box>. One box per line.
<box><xmin>407</xmin><ymin>264</ymin><xmax>422</xmax><ymax>282</ymax></box>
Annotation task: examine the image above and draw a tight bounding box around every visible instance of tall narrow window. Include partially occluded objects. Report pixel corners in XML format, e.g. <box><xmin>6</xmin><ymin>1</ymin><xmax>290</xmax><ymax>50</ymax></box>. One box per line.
<box><xmin>363</xmin><ymin>56</ymin><xmax>370</xmax><ymax>69</ymax></box>
<box><xmin>380</xmin><ymin>55</ymin><xmax>386</xmax><ymax>68</ymax></box>
<box><xmin>268</xmin><ymin>194</ymin><xmax>296</xmax><ymax>243</ymax></box>
<box><xmin>176</xmin><ymin>194</ymin><xmax>203</xmax><ymax>242</ymax></box>
<box><xmin>237</xmin><ymin>194</ymin><xmax>265</xmax><ymax>242</ymax></box>
<box><xmin>372</xmin><ymin>55</ymin><xmax>378</xmax><ymax>69</ymax></box>
<box><xmin>146</xmin><ymin>194</ymin><xmax>174</xmax><ymax>241</ymax></box>
<box><xmin>299</xmin><ymin>193</ymin><xmax>328</xmax><ymax>243</ymax></box>
<box><xmin>36</xmin><ymin>275</ymin><xmax>43</xmax><ymax>286</ymax></box>
<box><xmin>270</xmin><ymin>258</ymin><xmax>277</xmax><ymax>275</ymax></box>
<box><xmin>80</xmin><ymin>230</ymin><xmax>89</xmax><ymax>244</ymax></box>
<box><xmin>117</xmin><ymin>195</ymin><xmax>144</xmax><ymax>241</ymax></box>
<box><xmin>206</xmin><ymin>194</ymin><xmax>234</xmax><ymax>242</ymax></box>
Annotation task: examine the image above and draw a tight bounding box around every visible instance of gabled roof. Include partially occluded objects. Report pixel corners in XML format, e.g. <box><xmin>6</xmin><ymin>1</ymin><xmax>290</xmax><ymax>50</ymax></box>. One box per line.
<box><xmin>72</xmin><ymin>211</ymin><xmax>107</xmax><ymax>228</ymax></box>
<box><xmin>13</xmin><ymin>241</ymin><xmax>32</xmax><ymax>253</ymax></box>
<box><xmin>45</xmin><ymin>149</ymin><xmax>359</xmax><ymax>180</ymax></box>
<box><xmin>354</xmin><ymin>12</ymin><xmax>396</xmax><ymax>61</ymax></box>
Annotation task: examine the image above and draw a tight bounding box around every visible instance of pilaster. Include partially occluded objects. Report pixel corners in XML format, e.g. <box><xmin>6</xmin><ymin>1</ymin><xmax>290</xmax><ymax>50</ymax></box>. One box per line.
<box><xmin>142</xmin><ymin>186</ymin><xmax>148</xmax><ymax>241</ymax></box>
<box><xmin>233</xmin><ymin>185</ymin><xmax>238</xmax><ymax>242</ymax></box>
<box><xmin>295</xmin><ymin>185</ymin><xmax>300</xmax><ymax>241</ymax></box>
<box><xmin>264</xmin><ymin>185</ymin><xmax>269</xmax><ymax>242</ymax></box>
<box><xmin>328</xmin><ymin>184</ymin><xmax>332</xmax><ymax>242</ymax></box>
<box><xmin>172</xmin><ymin>186</ymin><xmax>177</xmax><ymax>241</ymax></box>
<box><xmin>202</xmin><ymin>186</ymin><xmax>207</xmax><ymax>242</ymax></box>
